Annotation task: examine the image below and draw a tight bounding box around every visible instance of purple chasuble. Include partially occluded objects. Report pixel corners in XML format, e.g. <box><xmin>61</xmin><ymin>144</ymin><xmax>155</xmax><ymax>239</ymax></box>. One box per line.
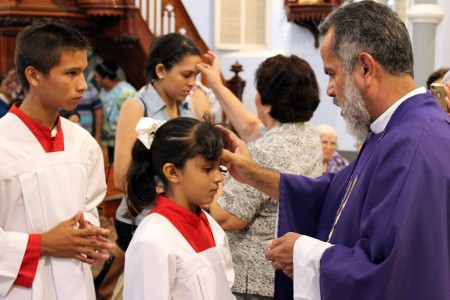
<box><xmin>275</xmin><ymin>91</ymin><xmax>450</xmax><ymax>299</ymax></box>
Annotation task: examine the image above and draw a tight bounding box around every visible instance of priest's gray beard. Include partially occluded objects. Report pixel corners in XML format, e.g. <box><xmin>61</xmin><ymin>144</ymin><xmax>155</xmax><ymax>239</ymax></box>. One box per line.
<box><xmin>341</xmin><ymin>76</ymin><xmax>371</xmax><ymax>142</ymax></box>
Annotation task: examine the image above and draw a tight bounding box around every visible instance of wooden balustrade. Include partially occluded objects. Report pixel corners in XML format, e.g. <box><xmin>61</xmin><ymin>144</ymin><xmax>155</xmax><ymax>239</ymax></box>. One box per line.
<box><xmin>133</xmin><ymin>0</ymin><xmax>209</xmax><ymax>71</ymax></box>
<box><xmin>76</xmin><ymin>0</ymin><xmax>131</xmax><ymax>17</ymax></box>
<box><xmin>225</xmin><ymin>61</ymin><xmax>246</xmax><ymax>101</ymax></box>
<box><xmin>223</xmin><ymin>61</ymin><xmax>246</xmax><ymax>129</ymax></box>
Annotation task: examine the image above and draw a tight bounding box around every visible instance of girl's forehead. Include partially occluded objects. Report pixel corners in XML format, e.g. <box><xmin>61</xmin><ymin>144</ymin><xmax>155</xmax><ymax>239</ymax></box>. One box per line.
<box><xmin>187</xmin><ymin>154</ymin><xmax>220</xmax><ymax>164</ymax></box>
<box><xmin>175</xmin><ymin>54</ymin><xmax>201</xmax><ymax>68</ymax></box>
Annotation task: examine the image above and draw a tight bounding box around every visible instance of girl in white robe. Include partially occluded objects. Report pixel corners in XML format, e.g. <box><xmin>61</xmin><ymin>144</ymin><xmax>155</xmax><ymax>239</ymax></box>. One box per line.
<box><xmin>123</xmin><ymin>116</ymin><xmax>235</xmax><ymax>300</ymax></box>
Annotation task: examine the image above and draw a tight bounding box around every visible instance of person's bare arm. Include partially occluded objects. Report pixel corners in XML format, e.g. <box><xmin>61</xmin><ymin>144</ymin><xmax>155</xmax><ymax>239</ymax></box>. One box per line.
<box><xmin>209</xmin><ymin>195</ymin><xmax>248</xmax><ymax>232</ymax></box>
<box><xmin>93</xmin><ymin>107</ymin><xmax>103</xmax><ymax>146</ymax></box>
<box><xmin>190</xmin><ymin>86</ymin><xmax>211</xmax><ymax>119</ymax></box>
<box><xmin>198</xmin><ymin>51</ymin><xmax>262</xmax><ymax>143</ymax></box>
<box><xmin>218</xmin><ymin>126</ymin><xmax>280</xmax><ymax>199</ymax></box>
<box><xmin>114</xmin><ymin>98</ymin><xmax>144</xmax><ymax>191</ymax></box>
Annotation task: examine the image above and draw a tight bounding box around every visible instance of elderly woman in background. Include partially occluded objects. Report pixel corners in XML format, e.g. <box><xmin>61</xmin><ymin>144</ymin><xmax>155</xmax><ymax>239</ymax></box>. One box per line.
<box><xmin>197</xmin><ymin>51</ymin><xmax>322</xmax><ymax>299</ymax></box>
<box><xmin>316</xmin><ymin>123</ymin><xmax>349</xmax><ymax>174</ymax></box>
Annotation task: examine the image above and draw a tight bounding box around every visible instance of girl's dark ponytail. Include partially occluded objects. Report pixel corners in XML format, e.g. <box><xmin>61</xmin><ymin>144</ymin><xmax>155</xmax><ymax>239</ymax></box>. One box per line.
<box><xmin>125</xmin><ymin>141</ymin><xmax>158</xmax><ymax>218</ymax></box>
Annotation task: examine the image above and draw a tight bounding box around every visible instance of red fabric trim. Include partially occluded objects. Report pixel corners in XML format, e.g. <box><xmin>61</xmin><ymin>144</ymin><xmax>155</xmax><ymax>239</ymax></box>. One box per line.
<box><xmin>14</xmin><ymin>234</ymin><xmax>41</xmax><ymax>288</ymax></box>
<box><xmin>10</xmin><ymin>103</ymin><xmax>64</xmax><ymax>152</ymax></box>
<box><xmin>150</xmin><ymin>195</ymin><xmax>216</xmax><ymax>253</ymax></box>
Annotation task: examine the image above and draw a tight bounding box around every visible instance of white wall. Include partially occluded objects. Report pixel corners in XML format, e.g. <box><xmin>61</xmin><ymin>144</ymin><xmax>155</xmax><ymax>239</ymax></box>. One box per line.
<box><xmin>435</xmin><ymin>0</ymin><xmax>450</xmax><ymax>69</ymax></box>
<box><xmin>181</xmin><ymin>0</ymin><xmax>449</xmax><ymax>152</ymax></box>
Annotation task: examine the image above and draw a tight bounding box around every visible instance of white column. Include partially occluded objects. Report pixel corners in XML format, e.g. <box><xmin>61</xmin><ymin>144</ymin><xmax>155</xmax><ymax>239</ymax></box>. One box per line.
<box><xmin>407</xmin><ymin>1</ymin><xmax>444</xmax><ymax>87</ymax></box>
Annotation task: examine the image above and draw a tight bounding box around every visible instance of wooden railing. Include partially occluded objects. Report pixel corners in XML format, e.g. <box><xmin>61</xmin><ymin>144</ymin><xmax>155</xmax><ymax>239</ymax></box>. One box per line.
<box><xmin>133</xmin><ymin>0</ymin><xmax>209</xmax><ymax>63</ymax></box>
<box><xmin>76</xmin><ymin>0</ymin><xmax>209</xmax><ymax>59</ymax></box>
<box><xmin>72</xmin><ymin>0</ymin><xmax>212</xmax><ymax>88</ymax></box>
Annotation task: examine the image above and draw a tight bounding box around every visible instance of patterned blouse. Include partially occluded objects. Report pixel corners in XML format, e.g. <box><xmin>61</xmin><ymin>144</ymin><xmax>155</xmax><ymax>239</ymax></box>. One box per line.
<box><xmin>101</xmin><ymin>81</ymin><xmax>136</xmax><ymax>147</ymax></box>
<box><xmin>217</xmin><ymin>122</ymin><xmax>322</xmax><ymax>297</ymax></box>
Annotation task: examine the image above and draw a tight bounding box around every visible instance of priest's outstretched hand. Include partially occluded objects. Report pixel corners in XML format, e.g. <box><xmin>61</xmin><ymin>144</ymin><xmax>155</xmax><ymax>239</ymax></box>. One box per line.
<box><xmin>217</xmin><ymin>125</ymin><xmax>257</xmax><ymax>184</ymax></box>
<box><xmin>265</xmin><ymin>232</ymin><xmax>302</xmax><ymax>278</ymax></box>
<box><xmin>41</xmin><ymin>211</ymin><xmax>115</xmax><ymax>264</ymax></box>
<box><xmin>217</xmin><ymin>125</ymin><xmax>282</xmax><ymax>200</ymax></box>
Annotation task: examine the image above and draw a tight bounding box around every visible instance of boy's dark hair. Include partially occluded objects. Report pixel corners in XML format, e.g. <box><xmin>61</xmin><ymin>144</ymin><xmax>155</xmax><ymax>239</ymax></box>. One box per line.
<box><xmin>145</xmin><ymin>33</ymin><xmax>201</xmax><ymax>83</ymax></box>
<box><xmin>126</xmin><ymin>115</ymin><xmax>223</xmax><ymax>217</ymax></box>
<box><xmin>15</xmin><ymin>22</ymin><xmax>89</xmax><ymax>92</ymax></box>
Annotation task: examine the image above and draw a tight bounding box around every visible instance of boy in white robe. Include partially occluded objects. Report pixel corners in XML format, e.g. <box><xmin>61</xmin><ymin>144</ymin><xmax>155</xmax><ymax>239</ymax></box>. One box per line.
<box><xmin>0</xmin><ymin>22</ymin><xmax>115</xmax><ymax>300</ymax></box>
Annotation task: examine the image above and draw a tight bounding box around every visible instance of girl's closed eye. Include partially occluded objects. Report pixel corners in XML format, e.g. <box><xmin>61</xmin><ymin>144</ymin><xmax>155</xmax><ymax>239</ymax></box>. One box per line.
<box><xmin>203</xmin><ymin>163</ymin><xmax>215</xmax><ymax>172</ymax></box>
<box><xmin>204</xmin><ymin>161</ymin><xmax>221</xmax><ymax>173</ymax></box>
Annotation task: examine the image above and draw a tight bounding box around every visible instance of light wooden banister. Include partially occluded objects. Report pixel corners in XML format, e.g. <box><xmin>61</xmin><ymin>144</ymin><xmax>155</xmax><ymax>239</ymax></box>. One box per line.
<box><xmin>133</xmin><ymin>0</ymin><xmax>209</xmax><ymax>59</ymax></box>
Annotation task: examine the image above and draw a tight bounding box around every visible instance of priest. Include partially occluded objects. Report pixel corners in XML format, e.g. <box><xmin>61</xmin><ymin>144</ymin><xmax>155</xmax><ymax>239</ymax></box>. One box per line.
<box><xmin>219</xmin><ymin>1</ymin><xmax>450</xmax><ymax>299</ymax></box>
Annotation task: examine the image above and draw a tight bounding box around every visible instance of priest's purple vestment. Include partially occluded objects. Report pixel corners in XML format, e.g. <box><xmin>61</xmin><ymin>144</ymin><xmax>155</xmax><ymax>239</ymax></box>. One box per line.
<box><xmin>275</xmin><ymin>91</ymin><xmax>450</xmax><ymax>299</ymax></box>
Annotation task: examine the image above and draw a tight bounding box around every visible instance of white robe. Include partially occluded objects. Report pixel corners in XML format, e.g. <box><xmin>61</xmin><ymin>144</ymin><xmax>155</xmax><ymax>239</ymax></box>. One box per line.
<box><xmin>124</xmin><ymin>212</ymin><xmax>235</xmax><ymax>300</ymax></box>
<box><xmin>0</xmin><ymin>113</ymin><xmax>106</xmax><ymax>300</ymax></box>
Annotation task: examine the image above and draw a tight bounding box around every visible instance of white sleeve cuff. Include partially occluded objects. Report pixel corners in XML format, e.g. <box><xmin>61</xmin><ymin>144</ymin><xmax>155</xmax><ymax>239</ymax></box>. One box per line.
<box><xmin>0</xmin><ymin>231</ymin><xmax>28</xmax><ymax>297</ymax></box>
<box><xmin>293</xmin><ymin>235</ymin><xmax>333</xmax><ymax>300</ymax></box>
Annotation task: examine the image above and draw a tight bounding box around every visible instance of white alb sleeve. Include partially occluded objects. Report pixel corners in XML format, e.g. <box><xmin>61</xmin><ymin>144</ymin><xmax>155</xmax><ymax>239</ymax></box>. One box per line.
<box><xmin>293</xmin><ymin>235</ymin><xmax>333</xmax><ymax>300</ymax></box>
